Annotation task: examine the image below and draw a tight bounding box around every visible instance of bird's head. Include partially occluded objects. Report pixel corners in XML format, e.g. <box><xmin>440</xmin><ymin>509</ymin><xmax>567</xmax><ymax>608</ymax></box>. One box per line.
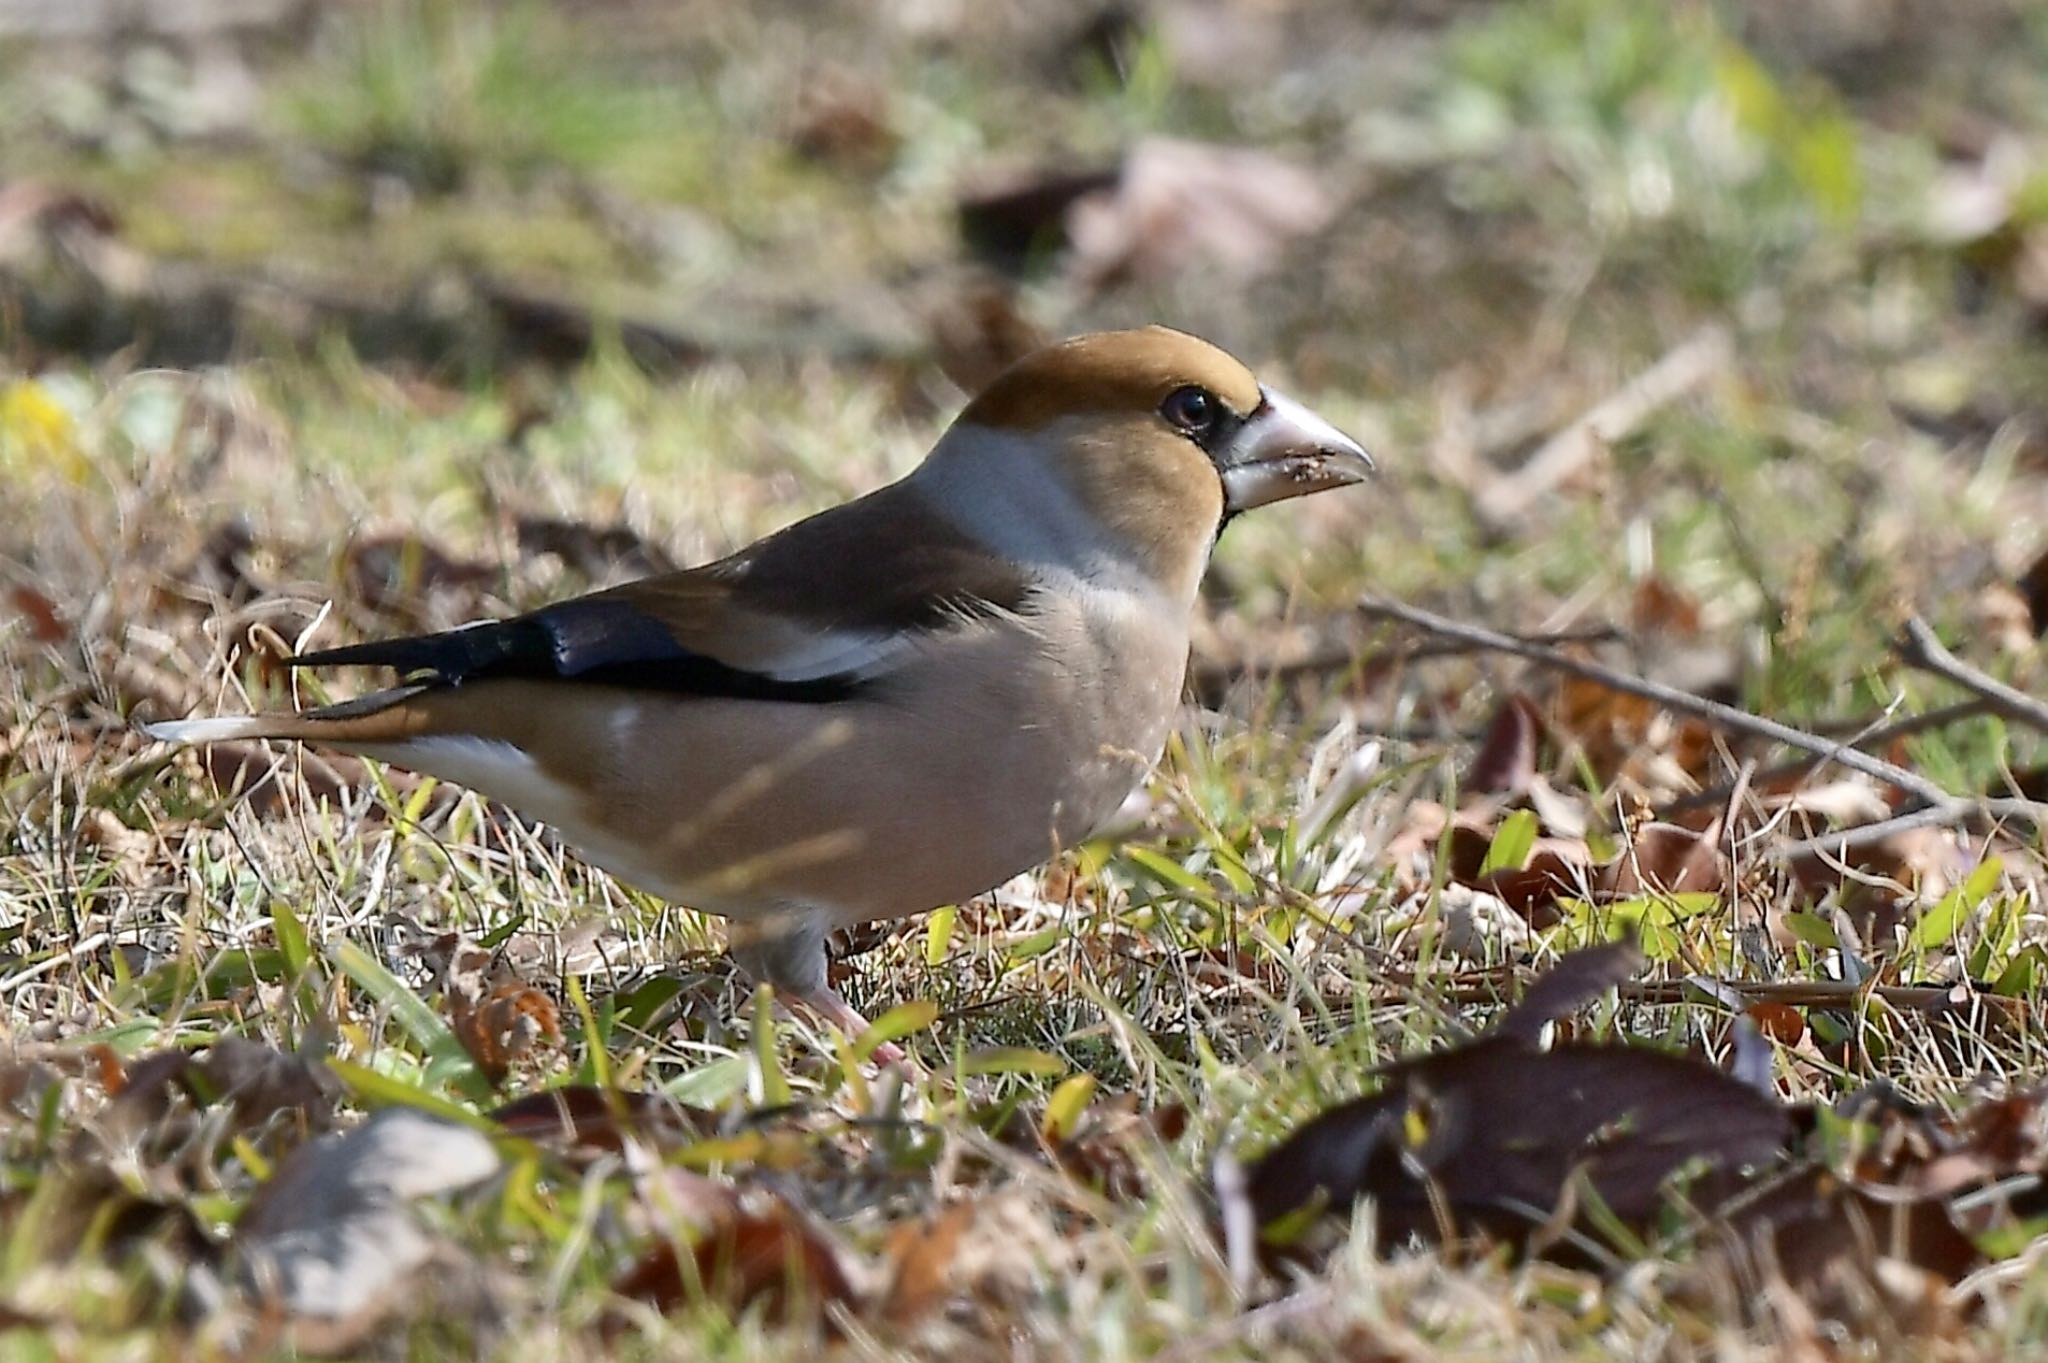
<box><xmin>916</xmin><ymin>327</ymin><xmax>1372</xmax><ymax>602</ymax></box>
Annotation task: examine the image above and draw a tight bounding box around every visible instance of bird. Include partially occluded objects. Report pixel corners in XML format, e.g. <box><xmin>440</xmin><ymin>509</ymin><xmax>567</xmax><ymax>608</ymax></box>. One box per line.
<box><xmin>143</xmin><ymin>327</ymin><xmax>1371</xmax><ymax>1057</ymax></box>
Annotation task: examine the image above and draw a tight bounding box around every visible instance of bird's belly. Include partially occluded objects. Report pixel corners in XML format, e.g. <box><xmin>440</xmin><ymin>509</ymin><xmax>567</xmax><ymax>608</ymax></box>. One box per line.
<box><xmin>546</xmin><ymin>620</ymin><xmax>1184</xmax><ymax>924</ymax></box>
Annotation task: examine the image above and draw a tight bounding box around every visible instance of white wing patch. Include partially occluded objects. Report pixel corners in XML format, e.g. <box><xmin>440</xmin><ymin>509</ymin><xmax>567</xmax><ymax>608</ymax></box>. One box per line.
<box><xmin>350</xmin><ymin>736</ymin><xmax>584</xmax><ymax>829</ymax></box>
<box><xmin>738</xmin><ymin>624</ymin><xmax>913</xmax><ymax>683</ymax></box>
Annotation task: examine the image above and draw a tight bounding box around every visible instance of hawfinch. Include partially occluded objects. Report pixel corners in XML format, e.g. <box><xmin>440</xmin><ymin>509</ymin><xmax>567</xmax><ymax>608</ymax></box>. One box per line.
<box><xmin>146</xmin><ymin>328</ymin><xmax>1370</xmax><ymax>1053</ymax></box>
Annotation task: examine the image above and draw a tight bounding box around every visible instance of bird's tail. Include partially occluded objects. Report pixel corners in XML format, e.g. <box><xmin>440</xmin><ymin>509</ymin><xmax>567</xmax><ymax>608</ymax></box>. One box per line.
<box><xmin>140</xmin><ymin>684</ymin><xmax>434</xmax><ymax>748</ymax></box>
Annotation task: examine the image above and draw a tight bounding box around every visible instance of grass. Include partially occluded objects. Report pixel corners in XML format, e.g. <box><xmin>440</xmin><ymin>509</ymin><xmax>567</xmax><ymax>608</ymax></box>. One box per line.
<box><xmin>6</xmin><ymin>0</ymin><xmax>2048</xmax><ymax>1357</ymax></box>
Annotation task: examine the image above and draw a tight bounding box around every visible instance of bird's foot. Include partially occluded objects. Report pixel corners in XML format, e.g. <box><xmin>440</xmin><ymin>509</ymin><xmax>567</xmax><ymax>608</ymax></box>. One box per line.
<box><xmin>783</xmin><ymin>985</ymin><xmax>912</xmax><ymax>1069</ymax></box>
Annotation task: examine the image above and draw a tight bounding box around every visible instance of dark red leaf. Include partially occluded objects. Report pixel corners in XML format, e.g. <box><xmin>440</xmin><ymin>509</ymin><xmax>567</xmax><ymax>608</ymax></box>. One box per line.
<box><xmin>616</xmin><ymin>1200</ymin><xmax>857</xmax><ymax>1326</ymax></box>
<box><xmin>8</xmin><ymin>585</ymin><xmax>65</xmax><ymax>643</ymax></box>
<box><xmin>1246</xmin><ymin>1038</ymin><xmax>1794</xmax><ymax>1251</ymax></box>
<box><xmin>1599</xmin><ymin>822</ymin><xmax>1727</xmax><ymax>898</ymax></box>
<box><xmin>488</xmin><ymin>1086</ymin><xmax>708</xmax><ymax>1153</ymax></box>
<box><xmin>1466</xmin><ymin>692</ymin><xmax>1542</xmax><ymax>796</ymax></box>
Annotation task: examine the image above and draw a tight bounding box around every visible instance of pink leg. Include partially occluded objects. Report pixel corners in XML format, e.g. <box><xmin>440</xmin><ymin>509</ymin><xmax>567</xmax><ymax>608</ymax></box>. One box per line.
<box><xmin>728</xmin><ymin>911</ymin><xmax>915</xmax><ymax>1068</ymax></box>
<box><xmin>781</xmin><ymin>985</ymin><xmax>909</xmax><ymax>1067</ymax></box>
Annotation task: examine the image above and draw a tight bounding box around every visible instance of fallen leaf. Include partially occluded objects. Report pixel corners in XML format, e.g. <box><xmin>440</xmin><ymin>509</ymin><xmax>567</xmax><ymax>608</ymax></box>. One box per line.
<box><xmin>1065</xmin><ymin>138</ymin><xmax>1336</xmax><ymax>292</ymax></box>
<box><xmin>1246</xmin><ymin>1035</ymin><xmax>1795</xmax><ymax>1257</ymax></box>
<box><xmin>880</xmin><ymin>1202</ymin><xmax>976</xmax><ymax>1325</ymax></box>
<box><xmin>956</xmin><ymin>138</ymin><xmax>1334</xmax><ymax>290</ymax></box>
<box><xmin>1745</xmin><ymin>1002</ymin><xmax>1807</xmax><ymax>1048</ymax></box>
<box><xmin>193</xmin><ymin>1037</ymin><xmax>339</xmax><ymax>1128</ymax></box>
<box><xmin>957</xmin><ymin>166</ymin><xmax>1119</xmax><ymax>274</ymax></box>
<box><xmin>235</xmin><ymin>1108</ymin><xmax>501</xmax><ymax>1350</ymax></box>
<box><xmin>616</xmin><ymin>1189</ymin><xmax>858</xmax><ymax>1327</ymax></box>
<box><xmin>487</xmin><ymin>1086</ymin><xmax>708</xmax><ymax>1154</ymax></box>
<box><xmin>449</xmin><ymin>983</ymin><xmax>560</xmax><ymax>1084</ymax></box>
<box><xmin>8</xmin><ymin>584</ymin><xmax>65</xmax><ymax>642</ymax></box>
<box><xmin>1245</xmin><ymin>943</ymin><xmax>1794</xmax><ymax>1255</ymax></box>
<box><xmin>2019</xmin><ymin>542</ymin><xmax>2048</xmax><ymax>637</ymax></box>
<box><xmin>424</xmin><ymin>931</ymin><xmax>561</xmax><ymax>1083</ymax></box>
<box><xmin>1629</xmin><ymin>576</ymin><xmax>1703</xmax><ymax>638</ymax></box>
<box><xmin>1466</xmin><ymin>692</ymin><xmax>1542</xmax><ymax>796</ymax></box>
<box><xmin>1599</xmin><ymin>821</ymin><xmax>1728</xmax><ymax>898</ymax></box>
<box><xmin>785</xmin><ymin>67</ymin><xmax>898</xmax><ymax>173</ymax></box>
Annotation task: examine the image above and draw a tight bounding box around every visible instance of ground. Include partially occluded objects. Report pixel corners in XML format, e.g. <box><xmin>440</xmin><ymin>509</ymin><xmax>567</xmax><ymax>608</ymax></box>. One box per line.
<box><xmin>5</xmin><ymin>1</ymin><xmax>2048</xmax><ymax>1359</ymax></box>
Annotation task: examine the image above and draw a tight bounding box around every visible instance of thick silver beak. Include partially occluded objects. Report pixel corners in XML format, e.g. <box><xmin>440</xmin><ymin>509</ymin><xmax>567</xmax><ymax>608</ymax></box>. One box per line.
<box><xmin>1217</xmin><ymin>387</ymin><xmax>1374</xmax><ymax>513</ymax></box>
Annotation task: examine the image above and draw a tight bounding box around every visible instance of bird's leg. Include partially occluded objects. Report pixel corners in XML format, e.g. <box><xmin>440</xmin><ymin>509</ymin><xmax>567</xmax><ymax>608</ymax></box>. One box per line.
<box><xmin>727</xmin><ymin>911</ymin><xmax>909</xmax><ymax>1067</ymax></box>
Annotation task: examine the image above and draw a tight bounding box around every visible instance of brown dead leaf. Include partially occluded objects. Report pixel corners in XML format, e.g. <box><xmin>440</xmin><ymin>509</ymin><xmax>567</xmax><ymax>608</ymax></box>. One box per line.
<box><xmin>193</xmin><ymin>1037</ymin><xmax>339</xmax><ymax>1128</ymax></box>
<box><xmin>421</xmin><ymin>931</ymin><xmax>560</xmax><ymax>1083</ymax></box>
<box><xmin>1471</xmin><ymin>847</ymin><xmax>1591</xmax><ymax>926</ymax></box>
<box><xmin>2019</xmin><ymin>543</ymin><xmax>2048</xmax><ymax>637</ymax></box>
<box><xmin>9</xmin><ymin>584</ymin><xmax>65</xmax><ymax>642</ymax></box>
<box><xmin>1630</xmin><ymin>575</ymin><xmax>1703</xmax><ymax>638</ymax></box>
<box><xmin>1727</xmin><ymin>1172</ymin><xmax>1980</xmax><ymax>1340</ymax></box>
<box><xmin>880</xmin><ymin>1202</ymin><xmax>976</xmax><ymax>1325</ymax></box>
<box><xmin>1066</xmin><ymin>138</ymin><xmax>1335</xmax><ymax>293</ymax></box>
<box><xmin>957</xmin><ymin>165</ymin><xmax>1119</xmax><ymax>274</ymax></box>
<box><xmin>786</xmin><ymin>67</ymin><xmax>898</xmax><ymax>174</ymax></box>
<box><xmin>1599</xmin><ymin>821</ymin><xmax>1728</xmax><ymax>898</ymax></box>
<box><xmin>1246</xmin><ymin>1036</ymin><xmax>1794</xmax><ymax>1259</ymax></box>
<box><xmin>956</xmin><ymin>139</ymin><xmax>1333</xmax><ymax>290</ymax></box>
<box><xmin>90</xmin><ymin>1038</ymin><xmax>337</xmax><ymax>1153</ymax></box>
<box><xmin>1745</xmin><ymin>1002</ymin><xmax>1807</xmax><ymax>1048</ymax></box>
<box><xmin>450</xmin><ymin>984</ymin><xmax>560</xmax><ymax>1084</ymax></box>
<box><xmin>1245</xmin><ymin>941</ymin><xmax>1796</xmax><ymax>1259</ymax></box>
<box><xmin>1552</xmin><ymin>675</ymin><xmax>1659</xmax><ymax>782</ymax></box>
<box><xmin>1495</xmin><ymin>938</ymin><xmax>1647</xmax><ymax>1043</ymax></box>
<box><xmin>1243</xmin><ymin>947</ymin><xmax>2048</xmax><ymax>1339</ymax></box>
<box><xmin>1466</xmin><ymin>692</ymin><xmax>1542</xmax><ymax>796</ymax></box>
<box><xmin>487</xmin><ymin>1086</ymin><xmax>708</xmax><ymax>1154</ymax></box>
<box><xmin>616</xmin><ymin>1191</ymin><xmax>858</xmax><ymax>1327</ymax></box>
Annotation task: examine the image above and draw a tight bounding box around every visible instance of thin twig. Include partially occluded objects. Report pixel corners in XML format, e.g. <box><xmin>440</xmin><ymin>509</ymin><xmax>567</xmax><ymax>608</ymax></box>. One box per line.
<box><xmin>1369</xmin><ymin>969</ymin><xmax>2018</xmax><ymax>1015</ymax></box>
<box><xmin>1808</xmin><ymin>697</ymin><xmax>1997</xmax><ymax>740</ymax></box>
<box><xmin>1364</xmin><ymin>596</ymin><xmax>2048</xmax><ymax>855</ymax></box>
<box><xmin>1191</xmin><ymin>622</ymin><xmax>1624</xmax><ymax>698</ymax></box>
<box><xmin>1359</xmin><ymin>596</ymin><xmax>1955</xmax><ymax>806</ymax></box>
<box><xmin>1898</xmin><ymin>616</ymin><xmax>2048</xmax><ymax>736</ymax></box>
<box><xmin>0</xmin><ymin>933</ymin><xmax>112</xmax><ymax>997</ymax></box>
<box><xmin>1474</xmin><ymin>325</ymin><xmax>1732</xmax><ymax>529</ymax></box>
<box><xmin>1660</xmin><ymin>698</ymin><xmax>1998</xmax><ymax>818</ymax></box>
<box><xmin>1774</xmin><ymin>799</ymin><xmax>2046</xmax><ymax>861</ymax></box>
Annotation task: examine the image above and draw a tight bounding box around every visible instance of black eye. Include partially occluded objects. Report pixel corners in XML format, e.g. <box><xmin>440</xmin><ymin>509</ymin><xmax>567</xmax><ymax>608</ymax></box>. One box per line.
<box><xmin>1161</xmin><ymin>385</ymin><xmax>1218</xmax><ymax>435</ymax></box>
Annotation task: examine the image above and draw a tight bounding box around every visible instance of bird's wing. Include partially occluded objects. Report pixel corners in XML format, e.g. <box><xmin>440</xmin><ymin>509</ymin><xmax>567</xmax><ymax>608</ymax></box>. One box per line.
<box><xmin>292</xmin><ymin>489</ymin><xmax>1031</xmax><ymax>702</ymax></box>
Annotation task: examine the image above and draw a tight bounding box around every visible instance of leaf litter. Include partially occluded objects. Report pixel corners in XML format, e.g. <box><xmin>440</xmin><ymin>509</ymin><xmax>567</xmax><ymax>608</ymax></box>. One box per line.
<box><xmin>5</xmin><ymin>4</ymin><xmax>2048</xmax><ymax>1358</ymax></box>
<box><xmin>1242</xmin><ymin>939</ymin><xmax>2048</xmax><ymax>1337</ymax></box>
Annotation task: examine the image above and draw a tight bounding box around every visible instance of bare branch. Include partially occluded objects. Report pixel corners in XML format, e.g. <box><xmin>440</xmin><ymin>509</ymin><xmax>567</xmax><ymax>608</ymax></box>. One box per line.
<box><xmin>1898</xmin><ymin>616</ymin><xmax>2048</xmax><ymax>736</ymax></box>
<box><xmin>1660</xmin><ymin>698</ymin><xmax>1998</xmax><ymax>818</ymax></box>
<box><xmin>1773</xmin><ymin>798</ymin><xmax>2047</xmax><ymax>862</ymax></box>
<box><xmin>1358</xmin><ymin>595</ymin><xmax>1956</xmax><ymax>807</ymax></box>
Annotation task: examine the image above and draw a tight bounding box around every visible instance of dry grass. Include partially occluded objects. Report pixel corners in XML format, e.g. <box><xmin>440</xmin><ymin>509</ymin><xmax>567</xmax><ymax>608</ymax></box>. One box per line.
<box><xmin>6</xmin><ymin>1</ymin><xmax>2048</xmax><ymax>1358</ymax></box>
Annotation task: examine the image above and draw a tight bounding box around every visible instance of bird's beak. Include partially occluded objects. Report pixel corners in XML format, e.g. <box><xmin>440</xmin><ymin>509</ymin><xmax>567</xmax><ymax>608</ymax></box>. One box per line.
<box><xmin>1217</xmin><ymin>387</ymin><xmax>1374</xmax><ymax>513</ymax></box>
